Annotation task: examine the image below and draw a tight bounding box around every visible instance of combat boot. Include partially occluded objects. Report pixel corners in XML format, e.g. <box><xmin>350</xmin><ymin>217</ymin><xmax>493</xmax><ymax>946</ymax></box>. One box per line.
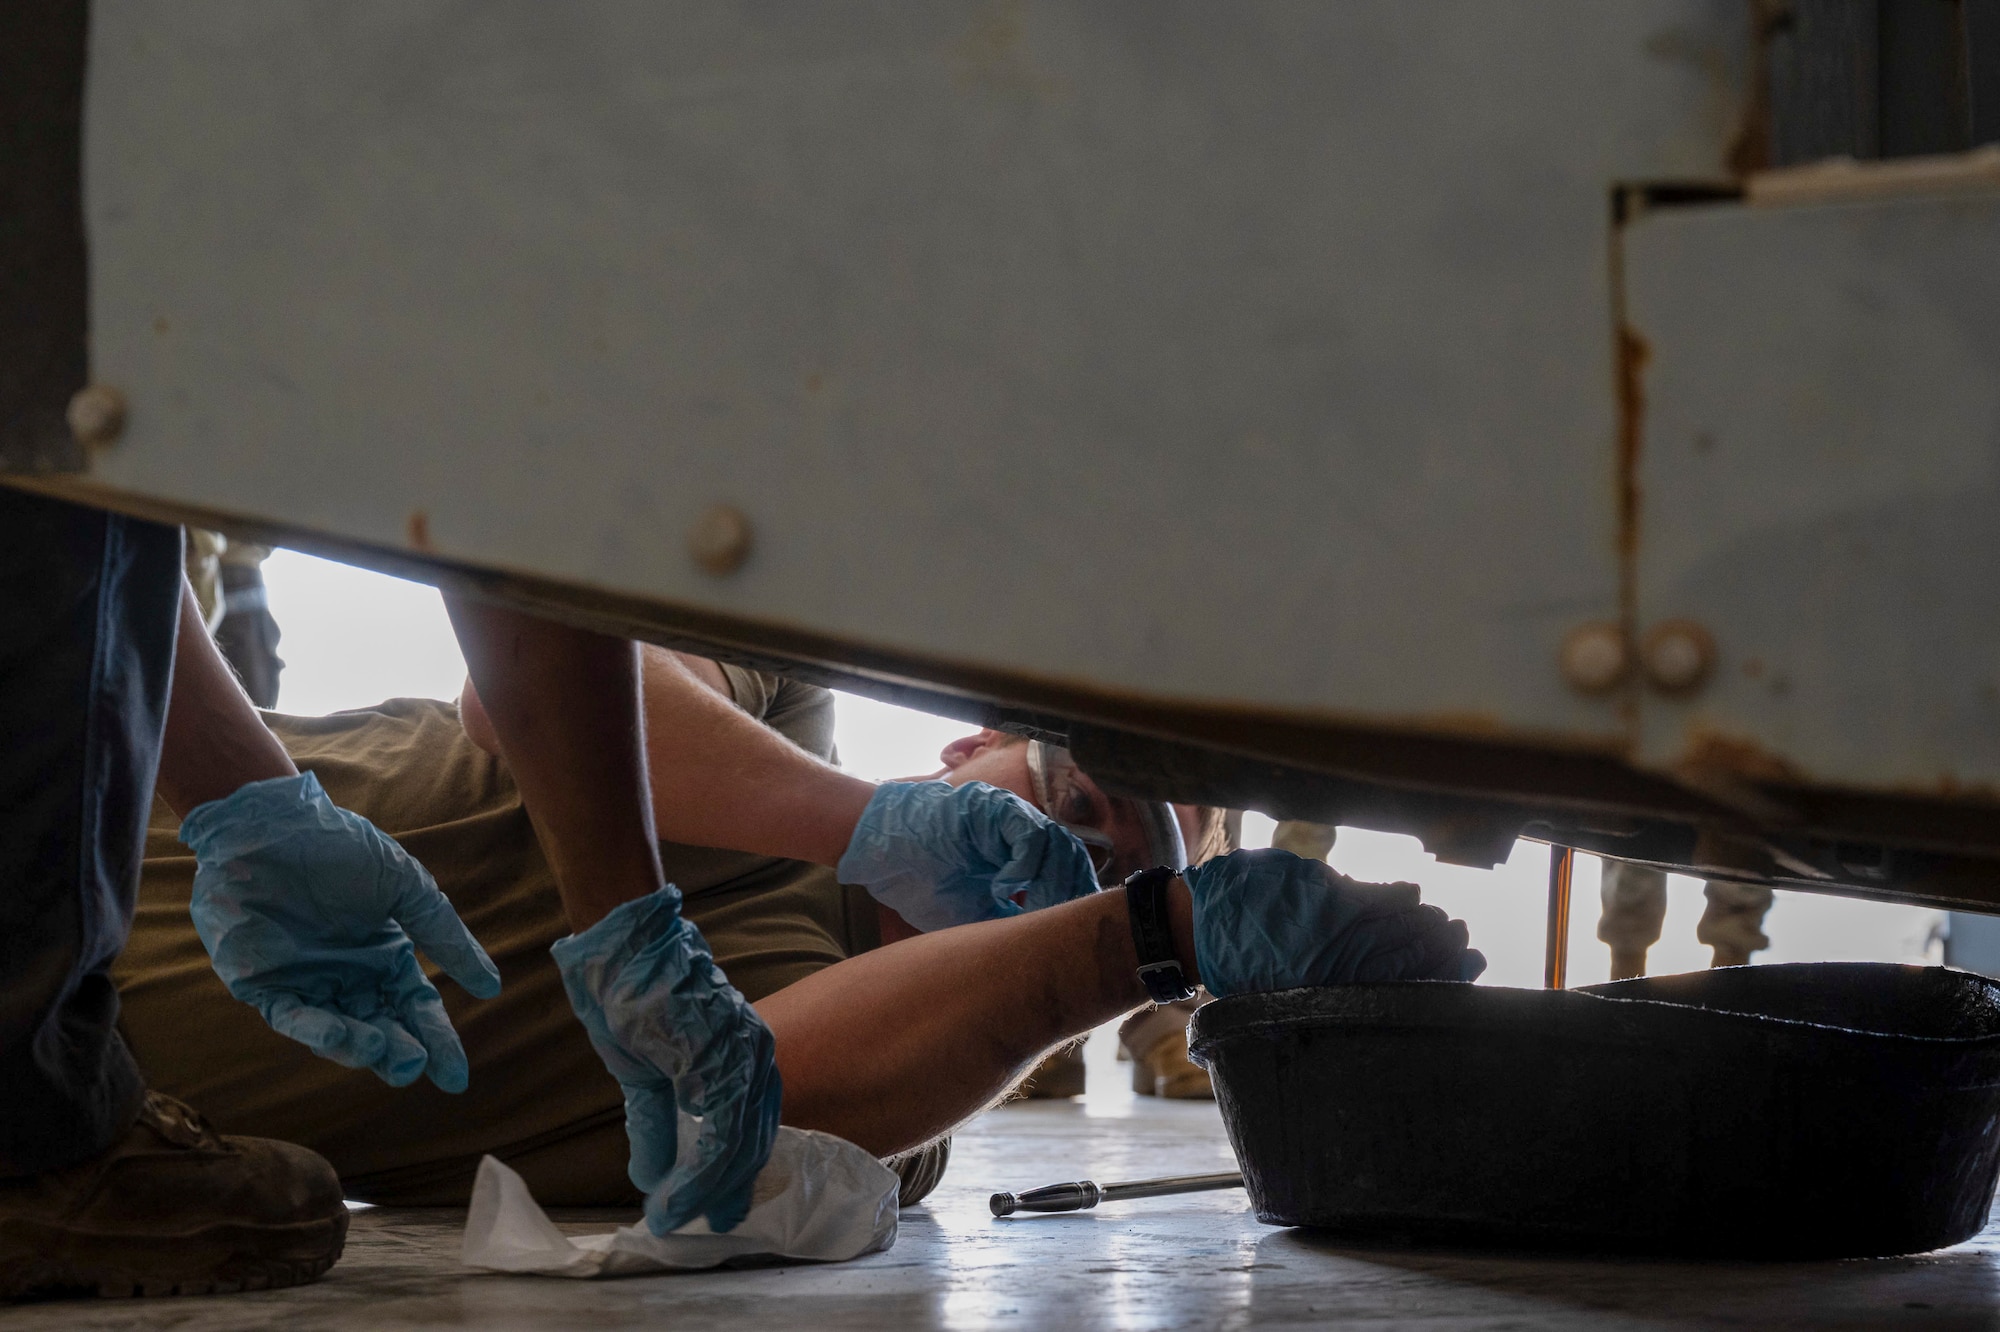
<box><xmin>0</xmin><ymin>1090</ymin><xmax>347</xmax><ymax>1299</ymax></box>
<box><xmin>1120</xmin><ymin>1000</ymin><xmax>1214</xmax><ymax>1099</ymax></box>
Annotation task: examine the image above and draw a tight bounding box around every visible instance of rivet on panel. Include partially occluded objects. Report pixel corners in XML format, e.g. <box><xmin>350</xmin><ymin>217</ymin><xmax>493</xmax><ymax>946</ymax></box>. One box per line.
<box><xmin>67</xmin><ymin>384</ymin><xmax>127</xmax><ymax>447</ymax></box>
<box><xmin>689</xmin><ymin>504</ymin><xmax>753</xmax><ymax>576</ymax></box>
<box><xmin>1641</xmin><ymin>619</ymin><xmax>1716</xmax><ymax>695</ymax></box>
<box><xmin>1558</xmin><ymin>622</ymin><xmax>1629</xmax><ymax>695</ymax></box>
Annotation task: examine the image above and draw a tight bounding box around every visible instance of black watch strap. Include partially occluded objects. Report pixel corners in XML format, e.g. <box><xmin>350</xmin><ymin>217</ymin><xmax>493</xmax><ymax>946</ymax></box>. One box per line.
<box><xmin>1124</xmin><ymin>866</ymin><xmax>1196</xmax><ymax>1004</ymax></box>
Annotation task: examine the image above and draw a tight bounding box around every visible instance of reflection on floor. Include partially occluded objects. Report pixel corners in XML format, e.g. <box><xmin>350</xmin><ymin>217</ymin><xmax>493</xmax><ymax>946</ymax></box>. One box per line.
<box><xmin>15</xmin><ymin>1090</ymin><xmax>2000</xmax><ymax>1329</ymax></box>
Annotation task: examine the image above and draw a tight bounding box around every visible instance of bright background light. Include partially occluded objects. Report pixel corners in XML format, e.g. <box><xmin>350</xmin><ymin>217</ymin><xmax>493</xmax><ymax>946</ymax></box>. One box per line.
<box><xmin>262</xmin><ymin>548</ymin><xmax>1944</xmax><ymax>994</ymax></box>
<box><xmin>263</xmin><ymin>549</ymin><xmax>469</xmax><ymax>715</ymax></box>
<box><xmin>1236</xmin><ymin>813</ymin><xmax>1942</xmax><ymax>989</ymax></box>
<box><xmin>824</xmin><ymin>692</ymin><xmax>969</xmax><ymax>783</ymax></box>
<box><xmin>263</xmin><ymin>548</ymin><xmax>979</xmax><ymax>783</ymax></box>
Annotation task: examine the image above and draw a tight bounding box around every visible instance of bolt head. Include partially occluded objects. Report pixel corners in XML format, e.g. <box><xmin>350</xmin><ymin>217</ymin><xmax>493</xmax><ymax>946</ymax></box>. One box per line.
<box><xmin>1641</xmin><ymin>619</ymin><xmax>1716</xmax><ymax>695</ymax></box>
<box><xmin>689</xmin><ymin>504</ymin><xmax>752</xmax><ymax>576</ymax></box>
<box><xmin>1558</xmin><ymin>622</ymin><xmax>1629</xmax><ymax>694</ymax></box>
<box><xmin>67</xmin><ymin>384</ymin><xmax>127</xmax><ymax>447</ymax></box>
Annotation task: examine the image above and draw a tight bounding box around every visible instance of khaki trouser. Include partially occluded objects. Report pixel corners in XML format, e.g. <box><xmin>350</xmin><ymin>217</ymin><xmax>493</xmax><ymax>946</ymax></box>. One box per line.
<box><xmin>1597</xmin><ymin>862</ymin><xmax>1774</xmax><ymax>979</ymax></box>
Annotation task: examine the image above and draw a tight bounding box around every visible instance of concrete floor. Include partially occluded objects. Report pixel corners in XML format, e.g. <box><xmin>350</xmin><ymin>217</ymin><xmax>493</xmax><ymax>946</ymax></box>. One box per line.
<box><xmin>17</xmin><ymin>1090</ymin><xmax>2000</xmax><ymax>1328</ymax></box>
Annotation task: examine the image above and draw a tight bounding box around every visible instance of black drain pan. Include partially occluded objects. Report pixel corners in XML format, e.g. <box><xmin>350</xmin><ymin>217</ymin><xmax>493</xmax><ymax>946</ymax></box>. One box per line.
<box><xmin>1187</xmin><ymin>963</ymin><xmax>2000</xmax><ymax>1258</ymax></box>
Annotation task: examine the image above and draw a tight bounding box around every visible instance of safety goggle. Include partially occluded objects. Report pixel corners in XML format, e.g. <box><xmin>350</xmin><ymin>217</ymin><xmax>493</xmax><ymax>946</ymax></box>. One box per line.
<box><xmin>1025</xmin><ymin>739</ymin><xmax>1186</xmax><ymax>887</ymax></box>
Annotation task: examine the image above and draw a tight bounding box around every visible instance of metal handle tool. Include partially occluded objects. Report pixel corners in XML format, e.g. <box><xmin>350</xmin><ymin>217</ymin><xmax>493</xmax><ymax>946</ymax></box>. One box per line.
<box><xmin>989</xmin><ymin>1171</ymin><xmax>1243</xmax><ymax>1217</ymax></box>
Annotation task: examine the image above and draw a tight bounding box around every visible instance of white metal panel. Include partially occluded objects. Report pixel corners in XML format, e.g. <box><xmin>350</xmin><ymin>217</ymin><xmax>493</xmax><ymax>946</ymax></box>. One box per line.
<box><xmin>84</xmin><ymin>2</ymin><xmax>1744</xmax><ymax>739</ymax></box>
<box><xmin>1625</xmin><ymin>190</ymin><xmax>2000</xmax><ymax>791</ymax></box>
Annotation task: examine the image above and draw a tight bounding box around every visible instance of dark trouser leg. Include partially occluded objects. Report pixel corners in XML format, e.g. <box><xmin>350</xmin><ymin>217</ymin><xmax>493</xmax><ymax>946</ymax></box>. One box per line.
<box><xmin>0</xmin><ymin>488</ymin><xmax>181</xmax><ymax>1177</ymax></box>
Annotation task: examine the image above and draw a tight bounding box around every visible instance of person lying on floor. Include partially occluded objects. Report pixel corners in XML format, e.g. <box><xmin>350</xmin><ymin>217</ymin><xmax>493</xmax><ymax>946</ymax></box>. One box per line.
<box><xmin>118</xmin><ymin>645</ymin><xmax>1190</xmax><ymax>1205</ymax></box>
<box><xmin>116</xmin><ymin>645</ymin><xmax>1482</xmax><ymax>1217</ymax></box>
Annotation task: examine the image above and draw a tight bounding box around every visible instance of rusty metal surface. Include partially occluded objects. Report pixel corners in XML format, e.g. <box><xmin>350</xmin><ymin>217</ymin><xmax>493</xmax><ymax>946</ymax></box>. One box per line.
<box><xmin>1623</xmin><ymin>185</ymin><xmax>2000</xmax><ymax>799</ymax></box>
<box><xmin>17</xmin><ymin>457</ymin><xmax>2000</xmax><ymax>911</ymax></box>
<box><xmin>78</xmin><ymin>0</ymin><xmax>1748</xmax><ymax>754</ymax></box>
<box><xmin>30</xmin><ymin>1</ymin><xmax>2000</xmax><ymax>905</ymax></box>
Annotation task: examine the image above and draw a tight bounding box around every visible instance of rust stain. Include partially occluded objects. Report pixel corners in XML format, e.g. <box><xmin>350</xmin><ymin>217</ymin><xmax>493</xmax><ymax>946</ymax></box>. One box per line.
<box><xmin>1605</xmin><ymin>179</ymin><xmax>1653</xmax><ymax>755</ymax></box>
<box><xmin>1614</xmin><ymin>325</ymin><xmax>1650</xmax><ymax>568</ymax></box>
<box><xmin>406</xmin><ymin>509</ymin><xmax>433</xmax><ymax>551</ymax></box>
<box><xmin>1611</xmin><ymin>307</ymin><xmax>1651</xmax><ymax>746</ymax></box>
<box><xmin>1678</xmin><ymin>726</ymin><xmax>1806</xmax><ymax>785</ymax></box>
<box><xmin>1681</xmin><ymin>727</ymin><xmax>2000</xmax><ymax>804</ymax></box>
<box><xmin>1924</xmin><ymin>773</ymin><xmax>2000</xmax><ymax>802</ymax></box>
<box><xmin>1641</xmin><ymin>19</ymin><xmax>1751</xmax><ymax>176</ymax></box>
<box><xmin>1406</xmin><ymin>711</ymin><xmax>1509</xmax><ymax>738</ymax></box>
<box><xmin>1726</xmin><ymin>0</ymin><xmax>1787</xmax><ymax>177</ymax></box>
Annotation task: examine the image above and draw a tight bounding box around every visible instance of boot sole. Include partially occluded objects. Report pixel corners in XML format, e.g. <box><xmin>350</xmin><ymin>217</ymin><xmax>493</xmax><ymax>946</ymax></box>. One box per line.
<box><xmin>0</xmin><ymin>1208</ymin><xmax>347</xmax><ymax>1300</ymax></box>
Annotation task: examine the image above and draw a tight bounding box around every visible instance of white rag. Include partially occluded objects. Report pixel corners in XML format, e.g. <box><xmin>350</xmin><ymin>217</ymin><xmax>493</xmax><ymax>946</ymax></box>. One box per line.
<box><xmin>460</xmin><ymin>1126</ymin><xmax>900</xmax><ymax>1278</ymax></box>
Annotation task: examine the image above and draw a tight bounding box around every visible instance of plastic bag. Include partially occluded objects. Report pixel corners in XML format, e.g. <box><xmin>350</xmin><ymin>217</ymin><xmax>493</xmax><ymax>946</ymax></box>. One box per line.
<box><xmin>461</xmin><ymin>1126</ymin><xmax>899</xmax><ymax>1278</ymax></box>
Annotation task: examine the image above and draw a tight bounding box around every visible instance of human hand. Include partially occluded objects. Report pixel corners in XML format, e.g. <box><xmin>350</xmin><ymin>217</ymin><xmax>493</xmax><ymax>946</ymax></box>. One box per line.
<box><xmin>1186</xmin><ymin>848</ymin><xmax>1485</xmax><ymax>997</ymax></box>
<box><xmin>180</xmin><ymin>772</ymin><xmax>502</xmax><ymax>1092</ymax></box>
<box><xmin>836</xmin><ymin>780</ymin><xmax>1101</xmax><ymax>932</ymax></box>
<box><xmin>550</xmin><ymin>887</ymin><xmax>782</xmax><ymax>1235</ymax></box>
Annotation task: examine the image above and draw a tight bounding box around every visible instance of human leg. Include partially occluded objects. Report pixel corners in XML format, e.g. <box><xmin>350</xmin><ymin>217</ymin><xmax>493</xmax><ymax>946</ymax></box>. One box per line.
<box><xmin>1697</xmin><ymin>880</ymin><xmax>1774</xmax><ymax>968</ymax></box>
<box><xmin>1597</xmin><ymin>861</ymin><xmax>1668</xmax><ymax>981</ymax></box>
<box><xmin>0</xmin><ymin>489</ymin><xmax>344</xmax><ymax>1300</ymax></box>
<box><xmin>0</xmin><ymin>489</ymin><xmax>180</xmax><ymax>1175</ymax></box>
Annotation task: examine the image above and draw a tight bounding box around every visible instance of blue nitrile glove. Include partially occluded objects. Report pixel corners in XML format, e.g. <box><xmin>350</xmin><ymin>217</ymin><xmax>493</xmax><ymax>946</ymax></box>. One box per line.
<box><xmin>836</xmin><ymin>779</ymin><xmax>1102</xmax><ymax>932</ymax></box>
<box><xmin>550</xmin><ymin>886</ymin><xmax>782</xmax><ymax>1236</ymax></box>
<box><xmin>181</xmin><ymin>772</ymin><xmax>502</xmax><ymax>1092</ymax></box>
<box><xmin>1187</xmin><ymin>848</ymin><xmax>1487</xmax><ymax>998</ymax></box>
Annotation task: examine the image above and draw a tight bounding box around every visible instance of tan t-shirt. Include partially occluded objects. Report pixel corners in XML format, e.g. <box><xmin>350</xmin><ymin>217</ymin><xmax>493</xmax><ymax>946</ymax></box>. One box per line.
<box><xmin>114</xmin><ymin>668</ymin><xmax>875</xmax><ymax>1204</ymax></box>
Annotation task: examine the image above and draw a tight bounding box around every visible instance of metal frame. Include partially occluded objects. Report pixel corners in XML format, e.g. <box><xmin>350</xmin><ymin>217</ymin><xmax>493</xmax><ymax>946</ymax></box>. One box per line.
<box><xmin>6</xmin><ymin>1</ymin><xmax>1999</xmax><ymax>913</ymax></box>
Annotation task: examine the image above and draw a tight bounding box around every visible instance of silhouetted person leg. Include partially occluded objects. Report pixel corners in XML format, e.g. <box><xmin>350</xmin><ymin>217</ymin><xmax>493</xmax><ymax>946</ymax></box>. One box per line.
<box><xmin>0</xmin><ymin>491</ymin><xmax>345</xmax><ymax>1300</ymax></box>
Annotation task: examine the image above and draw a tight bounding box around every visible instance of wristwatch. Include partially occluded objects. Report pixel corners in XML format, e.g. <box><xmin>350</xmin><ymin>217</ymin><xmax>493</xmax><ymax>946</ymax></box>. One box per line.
<box><xmin>1124</xmin><ymin>866</ymin><xmax>1196</xmax><ymax>1004</ymax></box>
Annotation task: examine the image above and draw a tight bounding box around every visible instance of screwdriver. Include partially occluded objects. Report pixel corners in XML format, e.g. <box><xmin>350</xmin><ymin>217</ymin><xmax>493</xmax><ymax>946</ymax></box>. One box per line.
<box><xmin>989</xmin><ymin>1170</ymin><xmax>1243</xmax><ymax>1217</ymax></box>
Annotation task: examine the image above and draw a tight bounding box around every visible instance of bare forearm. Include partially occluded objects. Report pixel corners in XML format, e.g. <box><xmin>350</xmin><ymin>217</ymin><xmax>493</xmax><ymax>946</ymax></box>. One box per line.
<box><xmin>757</xmin><ymin>879</ymin><xmax>1197</xmax><ymax>1155</ymax></box>
<box><xmin>637</xmin><ymin>646</ymin><xmax>873</xmax><ymax>867</ymax></box>
<box><xmin>446</xmin><ymin>597</ymin><xmax>663</xmax><ymax>932</ymax></box>
<box><xmin>155</xmin><ymin>579</ymin><xmax>297</xmax><ymax>816</ymax></box>
<box><xmin>461</xmin><ymin>645</ymin><xmax>872</xmax><ymax>867</ymax></box>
